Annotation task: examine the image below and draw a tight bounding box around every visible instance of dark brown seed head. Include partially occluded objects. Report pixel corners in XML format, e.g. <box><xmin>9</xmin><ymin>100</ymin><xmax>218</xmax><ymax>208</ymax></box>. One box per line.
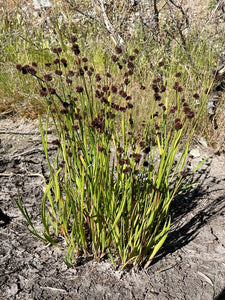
<box><xmin>175</xmin><ymin>72</ymin><xmax>182</xmax><ymax>77</ymax></box>
<box><xmin>111</xmin><ymin>103</ymin><xmax>120</xmax><ymax>111</ymax></box>
<box><xmin>160</xmin><ymin>85</ymin><xmax>166</xmax><ymax>92</ymax></box>
<box><xmin>90</xmin><ymin>115</ymin><xmax>105</xmax><ymax>133</ymax></box>
<box><xmin>143</xmin><ymin>161</ymin><xmax>149</xmax><ymax>167</ymax></box>
<box><xmin>76</xmin><ymin>86</ymin><xmax>84</xmax><ymax>93</ymax></box>
<box><xmin>60</xmin><ymin>108</ymin><xmax>67</xmax><ymax>114</ymax></box>
<box><xmin>51</xmin><ymin>139</ymin><xmax>60</xmax><ymax>146</ymax></box>
<box><xmin>95</xmin><ymin>90</ymin><xmax>101</xmax><ymax>98</ymax></box>
<box><xmin>183</xmin><ymin>106</ymin><xmax>190</xmax><ymax>113</ymax></box>
<box><xmin>117</xmin><ymin>147</ymin><xmax>124</xmax><ymax>154</ymax></box>
<box><xmin>152</xmin><ymin>112</ymin><xmax>159</xmax><ymax>118</ymax></box>
<box><xmin>154</xmin><ymin>93</ymin><xmax>161</xmax><ymax>101</ymax></box>
<box><xmin>101</xmin><ymin>97</ymin><xmax>109</xmax><ymax>105</ymax></box>
<box><xmin>68</xmin><ymin>70</ymin><xmax>74</xmax><ymax>77</ymax></box>
<box><xmin>129</xmin><ymin>55</ymin><xmax>135</xmax><ymax>61</ymax></box>
<box><xmin>71</xmin><ymin>35</ymin><xmax>77</xmax><ymax>43</ymax></box>
<box><xmin>61</xmin><ymin>58</ymin><xmax>67</xmax><ymax>67</ymax></box>
<box><xmin>107</xmin><ymin>111</ymin><xmax>115</xmax><ymax>119</ymax></box>
<box><xmin>119</xmin><ymin>158</ymin><xmax>126</xmax><ymax>166</ymax></box>
<box><xmin>67</xmin><ymin>151</ymin><xmax>73</xmax><ymax>157</ymax></box>
<box><xmin>193</xmin><ymin>93</ymin><xmax>200</xmax><ymax>99</ymax></box>
<box><xmin>132</xmin><ymin>153</ymin><xmax>142</xmax><ymax>163</ymax></box>
<box><xmin>52</xmin><ymin>47</ymin><xmax>62</xmax><ymax>54</ymax></box>
<box><xmin>39</xmin><ymin>88</ymin><xmax>48</xmax><ymax>97</ymax></box>
<box><xmin>175</xmin><ymin>118</ymin><xmax>181</xmax><ymax>123</ymax></box>
<box><xmin>119</xmin><ymin>90</ymin><xmax>127</xmax><ymax>98</ymax></box>
<box><xmin>48</xmin><ymin>87</ymin><xmax>56</xmax><ymax>94</ymax></box>
<box><xmin>71</xmin><ymin>43</ymin><xmax>80</xmax><ymax>55</ymax></box>
<box><xmin>102</xmin><ymin>85</ymin><xmax>109</xmax><ymax>92</ymax></box>
<box><xmin>174</xmin><ymin>121</ymin><xmax>183</xmax><ymax>131</ymax></box>
<box><xmin>66</xmin><ymin>78</ymin><xmax>72</xmax><ymax>84</ymax></box>
<box><xmin>27</xmin><ymin>67</ymin><xmax>37</xmax><ymax>75</ymax></box>
<box><xmin>95</xmin><ymin>73</ymin><xmax>101</xmax><ymax>81</ymax></box>
<box><xmin>115</xmin><ymin>46</ymin><xmax>122</xmax><ymax>54</ymax></box>
<box><xmin>152</xmin><ymin>85</ymin><xmax>159</xmax><ymax>93</ymax></box>
<box><xmin>127</xmin><ymin>61</ymin><xmax>134</xmax><ymax>70</ymax></box>
<box><xmin>111</xmin><ymin>85</ymin><xmax>118</xmax><ymax>93</ymax></box>
<box><xmin>16</xmin><ymin>64</ymin><xmax>22</xmax><ymax>71</ymax></box>
<box><xmin>74</xmin><ymin>113</ymin><xmax>82</xmax><ymax>120</ymax></box>
<box><xmin>177</xmin><ymin>86</ymin><xmax>183</xmax><ymax>93</ymax></box>
<box><xmin>44</xmin><ymin>73</ymin><xmax>52</xmax><ymax>81</ymax></box>
<box><xmin>45</xmin><ymin>62</ymin><xmax>52</xmax><ymax>67</ymax></box>
<box><xmin>59</xmin><ymin>162</ymin><xmax>65</xmax><ymax>168</ymax></box>
<box><xmin>127</xmin><ymin>103</ymin><xmax>133</xmax><ymax>109</ymax></box>
<box><xmin>79</xmin><ymin>68</ymin><xmax>84</xmax><ymax>76</ymax></box>
<box><xmin>139</xmin><ymin>141</ymin><xmax>145</xmax><ymax>148</ymax></box>
<box><xmin>180</xmin><ymin>170</ymin><xmax>188</xmax><ymax>177</ymax></box>
<box><xmin>98</xmin><ymin>146</ymin><xmax>105</xmax><ymax>152</ymax></box>
<box><xmin>186</xmin><ymin>111</ymin><xmax>195</xmax><ymax>119</ymax></box>
<box><xmin>87</xmin><ymin>70</ymin><xmax>93</xmax><ymax>77</ymax></box>
<box><xmin>53</xmin><ymin>58</ymin><xmax>60</xmax><ymax>65</ymax></box>
<box><xmin>158</xmin><ymin>61</ymin><xmax>164</xmax><ymax>67</ymax></box>
<box><xmin>123</xmin><ymin>167</ymin><xmax>132</xmax><ymax>173</ymax></box>
<box><xmin>55</xmin><ymin>70</ymin><xmax>62</xmax><ymax>76</ymax></box>
<box><xmin>143</xmin><ymin>146</ymin><xmax>150</xmax><ymax>154</ymax></box>
<box><xmin>119</xmin><ymin>106</ymin><xmax>127</xmax><ymax>112</ymax></box>
<box><xmin>72</xmin><ymin>124</ymin><xmax>79</xmax><ymax>131</ymax></box>
<box><xmin>111</xmin><ymin>55</ymin><xmax>118</xmax><ymax>62</ymax></box>
<box><xmin>214</xmin><ymin>151</ymin><xmax>220</xmax><ymax>156</ymax></box>
<box><xmin>21</xmin><ymin>65</ymin><xmax>30</xmax><ymax>74</ymax></box>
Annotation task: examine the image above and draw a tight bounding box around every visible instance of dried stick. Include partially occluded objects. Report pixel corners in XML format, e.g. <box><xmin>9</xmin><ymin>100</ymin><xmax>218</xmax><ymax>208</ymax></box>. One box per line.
<box><xmin>0</xmin><ymin>130</ymin><xmax>53</xmax><ymax>135</ymax></box>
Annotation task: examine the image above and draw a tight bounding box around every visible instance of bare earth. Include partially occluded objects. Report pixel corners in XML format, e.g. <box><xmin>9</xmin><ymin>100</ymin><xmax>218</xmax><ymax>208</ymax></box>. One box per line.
<box><xmin>0</xmin><ymin>117</ymin><xmax>225</xmax><ymax>300</ymax></box>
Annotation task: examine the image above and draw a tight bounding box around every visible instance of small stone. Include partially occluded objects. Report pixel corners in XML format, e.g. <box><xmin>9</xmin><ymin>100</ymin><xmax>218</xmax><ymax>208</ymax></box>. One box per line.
<box><xmin>33</xmin><ymin>0</ymin><xmax>52</xmax><ymax>9</ymax></box>
<box><xmin>199</xmin><ymin>137</ymin><xmax>208</xmax><ymax>148</ymax></box>
<box><xmin>7</xmin><ymin>283</ymin><xmax>18</xmax><ymax>297</ymax></box>
<box><xmin>189</xmin><ymin>148</ymin><xmax>201</xmax><ymax>158</ymax></box>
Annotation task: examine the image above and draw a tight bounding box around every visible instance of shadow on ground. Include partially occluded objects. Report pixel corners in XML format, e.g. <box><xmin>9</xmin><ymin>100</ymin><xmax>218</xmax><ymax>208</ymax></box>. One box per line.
<box><xmin>214</xmin><ymin>288</ymin><xmax>225</xmax><ymax>300</ymax></box>
<box><xmin>152</xmin><ymin>158</ymin><xmax>225</xmax><ymax>265</ymax></box>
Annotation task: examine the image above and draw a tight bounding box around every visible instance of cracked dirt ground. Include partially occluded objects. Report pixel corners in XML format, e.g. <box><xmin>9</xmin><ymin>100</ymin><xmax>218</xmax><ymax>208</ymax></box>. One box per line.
<box><xmin>0</xmin><ymin>117</ymin><xmax>225</xmax><ymax>300</ymax></box>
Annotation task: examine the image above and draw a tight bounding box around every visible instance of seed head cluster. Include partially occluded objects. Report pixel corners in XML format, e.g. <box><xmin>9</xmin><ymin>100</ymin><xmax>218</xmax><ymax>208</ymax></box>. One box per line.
<box><xmin>91</xmin><ymin>115</ymin><xmax>105</xmax><ymax>133</ymax></box>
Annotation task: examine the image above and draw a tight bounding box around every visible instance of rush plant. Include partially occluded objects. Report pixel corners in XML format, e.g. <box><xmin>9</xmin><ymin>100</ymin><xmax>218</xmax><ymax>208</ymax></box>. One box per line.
<box><xmin>15</xmin><ymin>36</ymin><xmax>208</xmax><ymax>269</ymax></box>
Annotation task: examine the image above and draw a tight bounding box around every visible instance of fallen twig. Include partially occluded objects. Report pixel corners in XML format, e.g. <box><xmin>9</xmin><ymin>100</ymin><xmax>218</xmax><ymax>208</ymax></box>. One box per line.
<box><xmin>0</xmin><ymin>130</ymin><xmax>53</xmax><ymax>135</ymax></box>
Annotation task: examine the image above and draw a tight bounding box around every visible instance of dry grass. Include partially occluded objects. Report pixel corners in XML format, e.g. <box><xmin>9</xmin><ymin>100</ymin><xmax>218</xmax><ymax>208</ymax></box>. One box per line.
<box><xmin>0</xmin><ymin>0</ymin><xmax>224</xmax><ymax>151</ymax></box>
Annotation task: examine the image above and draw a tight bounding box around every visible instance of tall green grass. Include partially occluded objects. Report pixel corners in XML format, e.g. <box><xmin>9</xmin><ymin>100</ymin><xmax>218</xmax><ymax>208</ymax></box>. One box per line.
<box><xmin>15</xmin><ymin>36</ymin><xmax>209</xmax><ymax>269</ymax></box>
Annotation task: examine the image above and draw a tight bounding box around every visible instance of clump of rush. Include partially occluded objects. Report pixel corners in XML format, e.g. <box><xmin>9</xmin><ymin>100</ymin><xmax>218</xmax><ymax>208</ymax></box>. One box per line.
<box><xmin>15</xmin><ymin>36</ymin><xmax>208</xmax><ymax>270</ymax></box>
